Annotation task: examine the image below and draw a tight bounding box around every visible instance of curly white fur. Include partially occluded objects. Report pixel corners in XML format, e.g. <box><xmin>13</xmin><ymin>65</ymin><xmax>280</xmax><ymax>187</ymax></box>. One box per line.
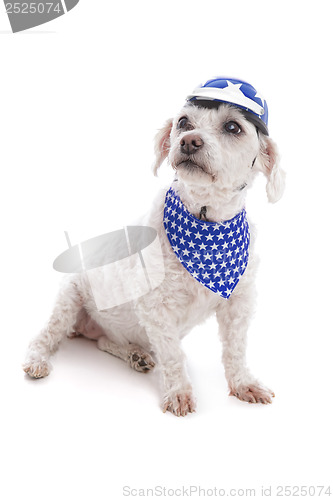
<box><xmin>23</xmin><ymin>103</ymin><xmax>285</xmax><ymax>416</ymax></box>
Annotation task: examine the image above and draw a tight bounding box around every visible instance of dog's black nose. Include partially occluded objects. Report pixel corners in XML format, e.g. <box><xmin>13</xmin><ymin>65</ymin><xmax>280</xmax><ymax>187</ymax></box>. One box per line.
<box><xmin>180</xmin><ymin>134</ymin><xmax>204</xmax><ymax>155</ymax></box>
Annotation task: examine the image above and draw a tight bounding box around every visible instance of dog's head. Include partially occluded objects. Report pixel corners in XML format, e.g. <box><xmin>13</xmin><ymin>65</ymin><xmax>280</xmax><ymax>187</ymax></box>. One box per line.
<box><xmin>153</xmin><ymin>98</ymin><xmax>285</xmax><ymax>204</ymax></box>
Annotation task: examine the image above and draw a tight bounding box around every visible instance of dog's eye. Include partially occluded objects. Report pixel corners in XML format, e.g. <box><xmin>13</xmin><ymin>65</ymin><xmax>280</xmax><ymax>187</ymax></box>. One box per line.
<box><xmin>177</xmin><ymin>117</ymin><xmax>190</xmax><ymax>129</ymax></box>
<box><xmin>224</xmin><ymin>121</ymin><xmax>242</xmax><ymax>135</ymax></box>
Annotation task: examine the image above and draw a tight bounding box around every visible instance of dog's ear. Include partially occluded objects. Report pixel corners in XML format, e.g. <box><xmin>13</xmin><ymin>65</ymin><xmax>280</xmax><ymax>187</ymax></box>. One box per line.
<box><xmin>257</xmin><ymin>135</ymin><xmax>286</xmax><ymax>203</ymax></box>
<box><xmin>152</xmin><ymin>118</ymin><xmax>173</xmax><ymax>175</ymax></box>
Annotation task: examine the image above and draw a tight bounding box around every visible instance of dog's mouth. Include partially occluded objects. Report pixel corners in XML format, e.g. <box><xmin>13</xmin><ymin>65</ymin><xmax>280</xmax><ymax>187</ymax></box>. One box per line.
<box><xmin>172</xmin><ymin>153</ymin><xmax>217</xmax><ymax>183</ymax></box>
<box><xmin>176</xmin><ymin>160</ymin><xmax>207</xmax><ymax>174</ymax></box>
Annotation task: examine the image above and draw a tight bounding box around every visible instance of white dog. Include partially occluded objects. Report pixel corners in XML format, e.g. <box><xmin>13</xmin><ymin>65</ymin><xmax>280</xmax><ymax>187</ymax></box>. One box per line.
<box><xmin>23</xmin><ymin>78</ymin><xmax>285</xmax><ymax>416</ymax></box>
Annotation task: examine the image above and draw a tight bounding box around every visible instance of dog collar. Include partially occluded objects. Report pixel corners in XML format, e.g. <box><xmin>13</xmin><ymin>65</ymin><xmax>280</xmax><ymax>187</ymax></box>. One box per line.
<box><xmin>163</xmin><ymin>187</ymin><xmax>250</xmax><ymax>299</ymax></box>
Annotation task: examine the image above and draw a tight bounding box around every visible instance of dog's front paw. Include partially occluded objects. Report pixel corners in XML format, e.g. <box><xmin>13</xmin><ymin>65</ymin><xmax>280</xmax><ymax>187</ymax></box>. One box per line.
<box><xmin>23</xmin><ymin>360</ymin><xmax>51</xmax><ymax>379</ymax></box>
<box><xmin>129</xmin><ymin>348</ymin><xmax>155</xmax><ymax>373</ymax></box>
<box><xmin>230</xmin><ymin>383</ymin><xmax>275</xmax><ymax>404</ymax></box>
<box><xmin>163</xmin><ymin>390</ymin><xmax>196</xmax><ymax>417</ymax></box>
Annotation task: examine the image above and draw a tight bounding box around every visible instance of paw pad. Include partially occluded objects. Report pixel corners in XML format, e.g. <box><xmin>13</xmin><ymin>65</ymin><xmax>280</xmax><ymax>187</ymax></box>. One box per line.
<box><xmin>129</xmin><ymin>351</ymin><xmax>155</xmax><ymax>373</ymax></box>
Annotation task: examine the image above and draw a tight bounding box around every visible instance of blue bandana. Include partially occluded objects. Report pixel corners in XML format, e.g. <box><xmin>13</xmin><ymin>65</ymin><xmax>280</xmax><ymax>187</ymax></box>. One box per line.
<box><xmin>163</xmin><ymin>187</ymin><xmax>250</xmax><ymax>299</ymax></box>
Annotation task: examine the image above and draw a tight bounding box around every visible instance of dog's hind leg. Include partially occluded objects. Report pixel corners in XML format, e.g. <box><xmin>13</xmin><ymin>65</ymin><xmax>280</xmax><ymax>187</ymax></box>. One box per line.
<box><xmin>23</xmin><ymin>279</ymin><xmax>84</xmax><ymax>379</ymax></box>
<box><xmin>97</xmin><ymin>336</ymin><xmax>155</xmax><ymax>373</ymax></box>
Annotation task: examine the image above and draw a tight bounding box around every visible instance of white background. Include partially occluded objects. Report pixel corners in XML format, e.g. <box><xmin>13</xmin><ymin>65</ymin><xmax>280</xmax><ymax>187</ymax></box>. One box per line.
<box><xmin>1</xmin><ymin>1</ymin><xmax>332</xmax><ymax>499</ymax></box>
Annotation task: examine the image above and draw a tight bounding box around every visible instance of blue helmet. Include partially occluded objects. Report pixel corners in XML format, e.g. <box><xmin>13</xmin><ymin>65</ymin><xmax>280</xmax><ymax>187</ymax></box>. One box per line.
<box><xmin>186</xmin><ymin>77</ymin><xmax>269</xmax><ymax>136</ymax></box>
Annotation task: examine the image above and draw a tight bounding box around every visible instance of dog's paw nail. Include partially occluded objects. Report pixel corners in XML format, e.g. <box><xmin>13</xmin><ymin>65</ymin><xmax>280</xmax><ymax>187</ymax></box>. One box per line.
<box><xmin>23</xmin><ymin>361</ymin><xmax>50</xmax><ymax>379</ymax></box>
<box><xmin>163</xmin><ymin>391</ymin><xmax>196</xmax><ymax>417</ymax></box>
<box><xmin>230</xmin><ymin>383</ymin><xmax>274</xmax><ymax>405</ymax></box>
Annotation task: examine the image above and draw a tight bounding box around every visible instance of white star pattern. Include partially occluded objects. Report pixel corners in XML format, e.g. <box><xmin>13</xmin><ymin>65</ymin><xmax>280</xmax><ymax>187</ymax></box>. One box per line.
<box><xmin>192</xmin><ymin>79</ymin><xmax>265</xmax><ymax>117</ymax></box>
<box><xmin>163</xmin><ymin>188</ymin><xmax>250</xmax><ymax>299</ymax></box>
<box><xmin>254</xmin><ymin>89</ymin><xmax>265</xmax><ymax>106</ymax></box>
